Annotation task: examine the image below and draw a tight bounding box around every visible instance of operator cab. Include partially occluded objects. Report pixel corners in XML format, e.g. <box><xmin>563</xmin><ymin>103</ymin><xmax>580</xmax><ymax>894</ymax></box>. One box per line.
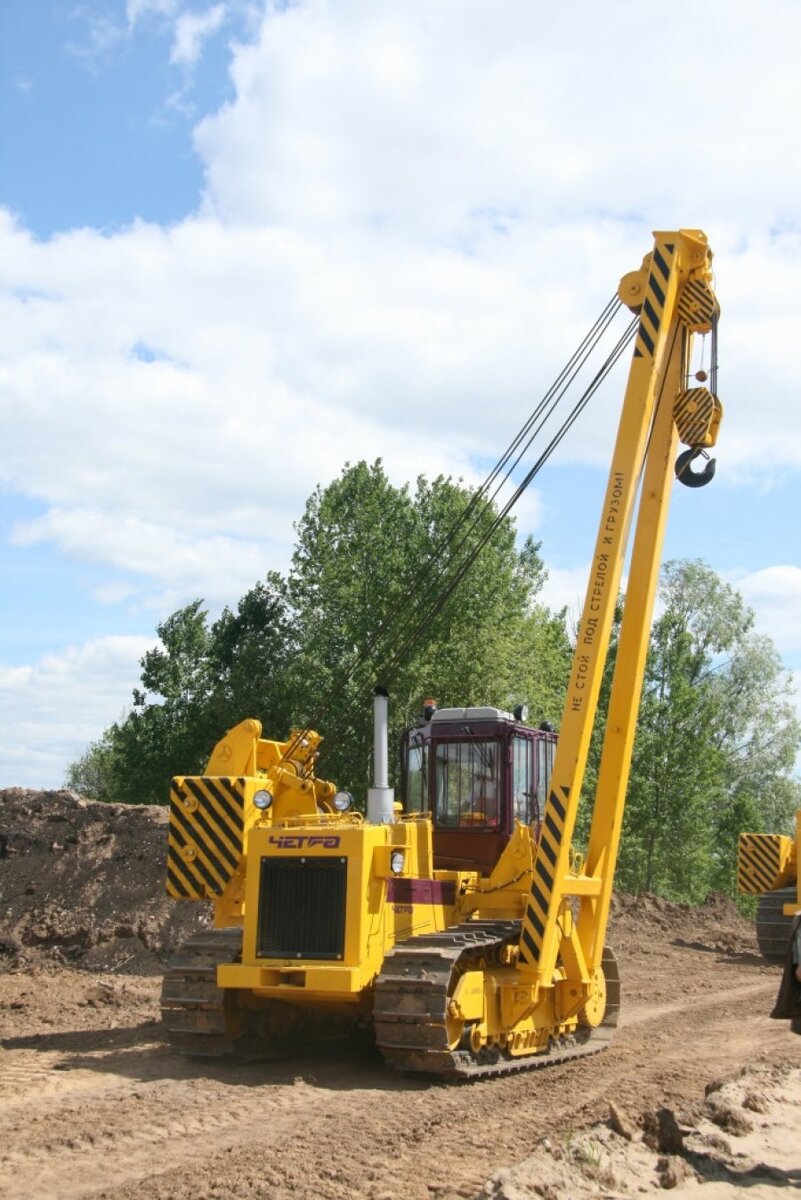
<box><xmin>400</xmin><ymin>705</ymin><xmax>557</xmax><ymax>872</ymax></box>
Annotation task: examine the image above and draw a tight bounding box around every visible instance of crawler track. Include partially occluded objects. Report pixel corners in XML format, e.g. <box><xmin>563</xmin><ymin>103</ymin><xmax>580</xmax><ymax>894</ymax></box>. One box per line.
<box><xmin>160</xmin><ymin>927</ymin><xmax>246</xmax><ymax>1057</ymax></box>
<box><xmin>755</xmin><ymin>886</ymin><xmax>797</xmax><ymax>961</ymax></box>
<box><xmin>161</xmin><ymin>927</ymin><xmax>359</xmax><ymax>1060</ymax></box>
<box><xmin>373</xmin><ymin>921</ymin><xmax>620</xmax><ymax>1079</ymax></box>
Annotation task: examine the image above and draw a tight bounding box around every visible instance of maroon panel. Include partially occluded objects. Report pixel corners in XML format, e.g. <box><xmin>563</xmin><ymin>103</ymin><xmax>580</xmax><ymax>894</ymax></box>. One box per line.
<box><xmin>433</xmin><ymin>829</ymin><xmax>508</xmax><ymax>872</ymax></box>
<box><xmin>387</xmin><ymin>878</ymin><xmax>457</xmax><ymax>905</ymax></box>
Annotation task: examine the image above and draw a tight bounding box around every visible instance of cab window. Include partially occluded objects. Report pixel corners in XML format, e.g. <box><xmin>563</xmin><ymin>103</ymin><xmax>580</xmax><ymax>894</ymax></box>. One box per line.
<box><xmin>404</xmin><ymin>735</ymin><xmax>428</xmax><ymax>813</ymax></box>
<box><xmin>434</xmin><ymin>740</ymin><xmax>500</xmax><ymax>828</ymax></box>
<box><xmin>512</xmin><ymin>736</ymin><xmax>536</xmax><ymax>825</ymax></box>
<box><xmin>536</xmin><ymin>738</ymin><xmax>548</xmax><ymax>815</ymax></box>
<box><xmin>535</xmin><ymin>737</ymin><xmax>557</xmax><ymax>816</ymax></box>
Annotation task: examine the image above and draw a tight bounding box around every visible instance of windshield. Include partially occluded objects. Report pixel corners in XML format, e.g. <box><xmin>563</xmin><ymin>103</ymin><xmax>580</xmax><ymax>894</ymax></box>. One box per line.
<box><xmin>434</xmin><ymin>739</ymin><xmax>501</xmax><ymax>828</ymax></box>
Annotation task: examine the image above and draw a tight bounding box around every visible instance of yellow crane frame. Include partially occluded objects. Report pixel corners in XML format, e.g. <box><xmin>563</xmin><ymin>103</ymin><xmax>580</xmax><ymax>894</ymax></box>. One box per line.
<box><xmin>162</xmin><ymin>229</ymin><xmax>723</xmax><ymax>1070</ymax></box>
<box><xmin>512</xmin><ymin>230</ymin><xmax>721</xmax><ymax>1021</ymax></box>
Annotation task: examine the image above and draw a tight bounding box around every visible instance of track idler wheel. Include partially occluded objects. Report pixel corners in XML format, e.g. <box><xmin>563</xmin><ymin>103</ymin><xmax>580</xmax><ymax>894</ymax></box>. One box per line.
<box><xmin>579</xmin><ymin>946</ymin><xmax>620</xmax><ymax>1032</ymax></box>
<box><xmin>578</xmin><ymin>963</ymin><xmax>607</xmax><ymax>1028</ymax></box>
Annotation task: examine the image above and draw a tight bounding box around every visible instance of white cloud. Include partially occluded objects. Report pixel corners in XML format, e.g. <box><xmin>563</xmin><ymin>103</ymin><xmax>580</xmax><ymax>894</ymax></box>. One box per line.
<box><xmin>127</xmin><ymin>0</ymin><xmax>183</xmax><ymax>28</ymax></box>
<box><xmin>0</xmin><ymin>209</ymin><xmax>537</xmax><ymax>603</ymax></box>
<box><xmin>1</xmin><ymin>213</ymin><xmax>796</xmax><ymax>603</ymax></box>
<box><xmin>171</xmin><ymin>4</ymin><xmax>227</xmax><ymax>66</ymax></box>
<box><xmin>10</xmin><ymin>507</ymin><xmax>268</xmax><ymax>608</ymax></box>
<box><xmin>3</xmin><ymin>0</ymin><xmax>801</xmax><ymax>781</ymax></box>
<box><xmin>4</xmin><ymin>5</ymin><xmax>801</xmax><ymax>565</ymax></box>
<box><xmin>0</xmin><ymin>637</ymin><xmax>154</xmax><ymax>789</ymax></box>
<box><xmin>538</xmin><ymin>565</ymin><xmax>590</xmax><ymax>626</ymax></box>
<box><xmin>66</xmin><ymin>12</ymin><xmax>127</xmax><ymax>65</ymax></box>
<box><xmin>196</xmin><ymin>2</ymin><xmax>801</xmax><ymax>235</ymax></box>
<box><xmin>736</xmin><ymin>566</ymin><xmax>801</xmax><ymax>656</ymax></box>
<box><xmin>70</xmin><ymin>2</ymin><xmax>229</xmax><ymax>78</ymax></box>
<box><xmin>4</xmin><ymin>2</ymin><xmax>801</xmax><ymax>605</ymax></box>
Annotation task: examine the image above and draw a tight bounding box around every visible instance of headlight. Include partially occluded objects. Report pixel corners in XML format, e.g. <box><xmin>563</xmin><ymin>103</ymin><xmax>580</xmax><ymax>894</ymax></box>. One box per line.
<box><xmin>253</xmin><ymin>789</ymin><xmax>273</xmax><ymax>811</ymax></box>
<box><xmin>390</xmin><ymin>850</ymin><xmax>405</xmax><ymax>874</ymax></box>
<box><xmin>333</xmin><ymin>791</ymin><xmax>354</xmax><ymax>812</ymax></box>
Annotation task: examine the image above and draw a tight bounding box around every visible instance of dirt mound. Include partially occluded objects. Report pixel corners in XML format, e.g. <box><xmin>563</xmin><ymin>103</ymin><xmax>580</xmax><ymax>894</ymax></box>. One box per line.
<box><xmin>1</xmin><ymin>788</ymin><xmax>755</xmax><ymax>976</ymax></box>
<box><xmin>609</xmin><ymin>889</ymin><xmax>753</xmax><ymax>957</ymax></box>
<box><xmin>479</xmin><ymin>1063</ymin><xmax>801</xmax><ymax>1199</ymax></box>
<box><xmin>0</xmin><ymin>788</ymin><xmax>210</xmax><ymax>974</ymax></box>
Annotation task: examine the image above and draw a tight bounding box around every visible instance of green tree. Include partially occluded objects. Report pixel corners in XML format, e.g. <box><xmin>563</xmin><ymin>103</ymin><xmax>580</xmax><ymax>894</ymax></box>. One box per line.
<box><xmin>71</xmin><ymin>602</ymin><xmax>220</xmax><ymax>805</ymax></box>
<box><xmin>67</xmin><ymin>582</ymin><xmax>296</xmax><ymax>805</ymax></box>
<box><xmin>209</xmin><ymin>574</ymin><xmax>295</xmax><ymax>733</ymax></box>
<box><xmin>591</xmin><ymin>560</ymin><xmax>800</xmax><ymax>902</ymax></box>
<box><xmin>65</xmin><ymin>732</ymin><xmax>120</xmax><ymax>803</ymax></box>
<box><xmin>281</xmin><ymin>460</ymin><xmax>422</xmax><ymax>794</ymax></box>
<box><xmin>286</xmin><ymin>462</ymin><xmax>568</xmax><ymax>795</ymax></box>
<box><xmin>68</xmin><ymin>460</ymin><xmax>572</xmax><ymax>804</ymax></box>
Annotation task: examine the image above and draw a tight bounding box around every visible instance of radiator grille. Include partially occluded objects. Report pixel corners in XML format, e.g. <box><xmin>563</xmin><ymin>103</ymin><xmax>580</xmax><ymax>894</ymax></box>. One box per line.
<box><xmin>256</xmin><ymin>856</ymin><xmax>347</xmax><ymax>960</ymax></box>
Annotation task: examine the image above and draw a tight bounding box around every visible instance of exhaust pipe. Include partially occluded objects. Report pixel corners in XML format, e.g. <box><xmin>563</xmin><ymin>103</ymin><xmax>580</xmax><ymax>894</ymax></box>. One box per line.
<box><xmin>367</xmin><ymin>685</ymin><xmax>395</xmax><ymax>823</ymax></box>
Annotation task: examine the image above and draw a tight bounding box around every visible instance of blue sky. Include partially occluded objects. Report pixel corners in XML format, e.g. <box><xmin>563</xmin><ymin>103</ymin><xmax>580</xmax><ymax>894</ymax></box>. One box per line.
<box><xmin>1</xmin><ymin>1</ymin><xmax>800</xmax><ymax>788</ymax></box>
<box><xmin>4</xmin><ymin>4</ymin><xmax>201</xmax><ymax>232</ymax></box>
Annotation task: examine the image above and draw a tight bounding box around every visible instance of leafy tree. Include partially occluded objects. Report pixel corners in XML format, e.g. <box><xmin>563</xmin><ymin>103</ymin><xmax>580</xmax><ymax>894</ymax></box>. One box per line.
<box><xmin>396</xmin><ymin>477</ymin><xmax>555</xmax><ymax>715</ymax></box>
<box><xmin>508</xmin><ymin>603</ymin><xmax>573</xmax><ymax>727</ymax></box>
<box><xmin>68</xmin><ymin>461</ymin><xmax>572</xmax><ymax>804</ymax></box>
<box><xmin>65</xmin><ymin>732</ymin><xmax>120</xmax><ymax>803</ymax></box>
<box><xmin>285</xmin><ymin>462</ymin><xmax>566</xmax><ymax>794</ymax></box>
<box><xmin>209</xmin><ymin>574</ymin><xmax>295</xmax><ymax>733</ymax></box>
<box><xmin>67</xmin><ymin>582</ymin><xmax>296</xmax><ymax>805</ymax></box>
<box><xmin>582</xmin><ymin>560</ymin><xmax>801</xmax><ymax>902</ymax></box>
<box><xmin>68</xmin><ymin>602</ymin><xmax>219</xmax><ymax>805</ymax></box>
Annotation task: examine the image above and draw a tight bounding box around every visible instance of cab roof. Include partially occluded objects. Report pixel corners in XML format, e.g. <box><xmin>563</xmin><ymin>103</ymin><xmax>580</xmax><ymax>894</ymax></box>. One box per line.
<box><xmin>430</xmin><ymin>706</ymin><xmax>515</xmax><ymax>723</ymax></box>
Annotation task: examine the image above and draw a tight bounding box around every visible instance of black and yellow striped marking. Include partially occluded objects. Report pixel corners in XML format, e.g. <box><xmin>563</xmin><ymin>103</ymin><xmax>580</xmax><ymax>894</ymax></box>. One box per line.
<box><xmin>677</xmin><ymin>278</ymin><xmax>717</xmax><ymax>333</ymax></box>
<box><xmin>633</xmin><ymin>242</ymin><xmax>675</xmax><ymax>360</ymax></box>
<box><xmin>674</xmin><ymin>386</ymin><xmax>717</xmax><ymax>447</ymax></box>
<box><xmin>738</xmin><ymin>833</ymin><xmax>784</xmax><ymax>895</ymax></box>
<box><xmin>167</xmin><ymin>776</ymin><xmax>246</xmax><ymax>899</ymax></box>
<box><xmin>520</xmin><ymin>784</ymin><xmax>569</xmax><ymax>965</ymax></box>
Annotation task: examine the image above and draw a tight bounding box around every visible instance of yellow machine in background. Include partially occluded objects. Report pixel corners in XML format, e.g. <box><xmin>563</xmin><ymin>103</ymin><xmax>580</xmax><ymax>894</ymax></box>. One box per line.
<box><xmin>738</xmin><ymin>814</ymin><xmax>800</xmax><ymax>960</ymax></box>
<box><xmin>163</xmin><ymin>229</ymin><xmax>723</xmax><ymax>1078</ymax></box>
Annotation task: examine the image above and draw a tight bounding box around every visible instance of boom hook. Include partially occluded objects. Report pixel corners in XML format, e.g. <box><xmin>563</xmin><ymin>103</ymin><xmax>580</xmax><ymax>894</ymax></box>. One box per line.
<box><xmin>675</xmin><ymin>446</ymin><xmax>716</xmax><ymax>488</ymax></box>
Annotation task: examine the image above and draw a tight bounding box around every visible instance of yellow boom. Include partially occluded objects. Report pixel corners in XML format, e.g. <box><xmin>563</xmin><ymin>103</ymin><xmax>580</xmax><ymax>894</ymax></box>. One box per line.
<box><xmin>514</xmin><ymin>230</ymin><xmax>722</xmax><ymax>1023</ymax></box>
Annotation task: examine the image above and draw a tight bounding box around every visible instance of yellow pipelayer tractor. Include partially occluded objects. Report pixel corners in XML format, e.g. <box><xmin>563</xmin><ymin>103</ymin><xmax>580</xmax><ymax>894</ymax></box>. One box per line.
<box><xmin>738</xmin><ymin>815</ymin><xmax>800</xmax><ymax>960</ymax></box>
<box><xmin>162</xmin><ymin>229</ymin><xmax>723</xmax><ymax>1078</ymax></box>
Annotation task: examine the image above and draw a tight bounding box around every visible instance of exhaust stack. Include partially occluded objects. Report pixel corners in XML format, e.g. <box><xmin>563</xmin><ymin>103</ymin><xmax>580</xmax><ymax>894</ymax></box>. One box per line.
<box><xmin>367</xmin><ymin>685</ymin><xmax>395</xmax><ymax>823</ymax></box>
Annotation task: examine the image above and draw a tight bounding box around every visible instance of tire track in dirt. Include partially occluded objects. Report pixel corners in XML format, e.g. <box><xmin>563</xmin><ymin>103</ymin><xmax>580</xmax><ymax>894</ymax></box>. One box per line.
<box><xmin>0</xmin><ymin>1092</ymin><xmax>321</xmax><ymax>1200</ymax></box>
<box><xmin>621</xmin><ymin>978</ymin><xmax>773</xmax><ymax>1028</ymax></box>
<box><xmin>0</xmin><ymin>1054</ymin><xmax>384</xmax><ymax>1200</ymax></box>
<box><xmin>2</xmin><ymin>854</ymin><xmax>798</xmax><ymax>1200</ymax></box>
<box><xmin>23</xmin><ymin>981</ymin><xmax>788</xmax><ymax>1200</ymax></box>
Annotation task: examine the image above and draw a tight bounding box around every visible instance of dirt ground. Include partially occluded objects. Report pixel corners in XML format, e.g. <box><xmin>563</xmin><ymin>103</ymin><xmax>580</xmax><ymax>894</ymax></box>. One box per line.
<box><xmin>1</xmin><ymin>789</ymin><xmax>800</xmax><ymax>1199</ymax></box>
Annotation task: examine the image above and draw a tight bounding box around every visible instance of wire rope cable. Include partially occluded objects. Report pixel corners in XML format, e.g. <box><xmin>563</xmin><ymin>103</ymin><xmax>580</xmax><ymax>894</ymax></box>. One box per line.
<box><xmin>314</xmin><ymin>314</ymin><xmax>638</xmax><ymax>767</ymax></box>
<box><xmin>278</xmin><ymin>296</ymin><xmax>627</xmax><ymax>766</ymax></box>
